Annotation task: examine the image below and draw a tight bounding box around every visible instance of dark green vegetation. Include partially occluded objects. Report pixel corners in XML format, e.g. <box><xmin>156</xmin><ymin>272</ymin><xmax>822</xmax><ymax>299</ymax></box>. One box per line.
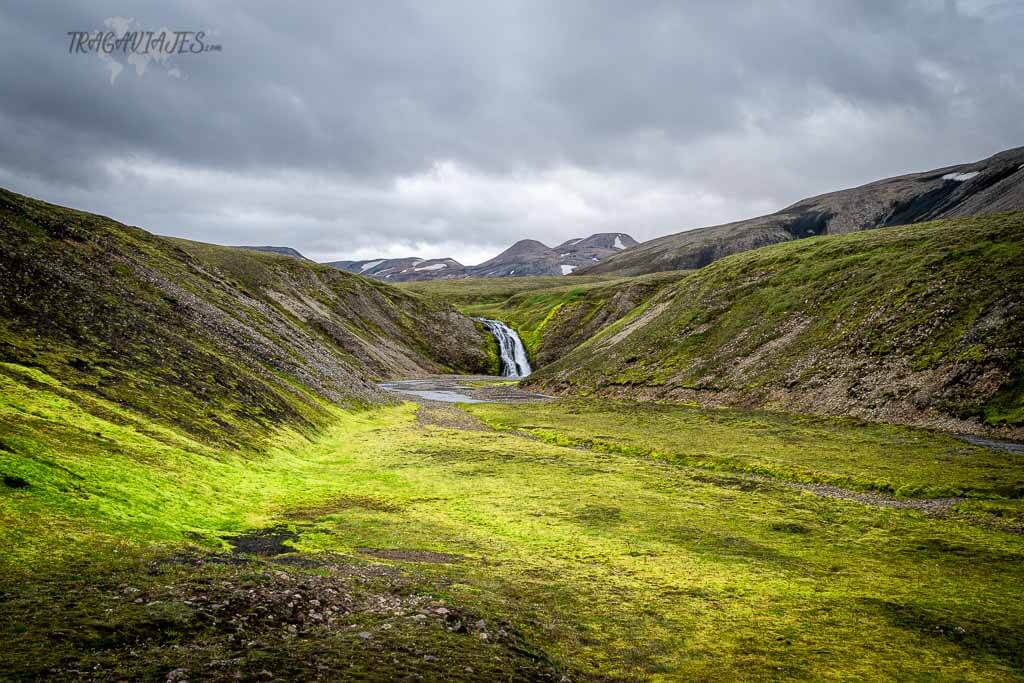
<box><xmin>403</xmin><ymin>271</ymin><xmax>688</xmax><ymax>364</ymax></box>
<box><xmin>0</xmin><ymin>187</ymin><xmax>489</xmax><ymax>449</ymax></box>
<box><xmin>528</xmin><ymin>212</ymin><xmax>1024</xmax><ymax>438</ymax></box>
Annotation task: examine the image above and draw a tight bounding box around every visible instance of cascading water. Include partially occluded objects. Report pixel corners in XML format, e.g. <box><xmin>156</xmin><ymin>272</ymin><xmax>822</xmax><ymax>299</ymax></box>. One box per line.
<box><xmin>476</xmin><ymin>318</ymin><xmax>532</xmax><ymax>378</ymax></box>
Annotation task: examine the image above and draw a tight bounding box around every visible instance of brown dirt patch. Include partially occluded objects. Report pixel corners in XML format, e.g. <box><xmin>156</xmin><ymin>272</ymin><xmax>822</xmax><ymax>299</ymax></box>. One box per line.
<box><xmin>416</xmin><ymin>404</ymin><xmax>492</xmax><ymax>431</ymax></box>
<box><xmin>286</xmin><ymin>495</ymin><xmax>402</xmax><ymax>520</ymax></box>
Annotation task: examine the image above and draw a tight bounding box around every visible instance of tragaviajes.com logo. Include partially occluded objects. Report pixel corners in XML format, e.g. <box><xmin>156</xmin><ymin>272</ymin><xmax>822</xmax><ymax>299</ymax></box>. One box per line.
<box><xmin>68</xmin><ymin>17</ymin><xmax>221</xmax><ymax>85</ymax></box>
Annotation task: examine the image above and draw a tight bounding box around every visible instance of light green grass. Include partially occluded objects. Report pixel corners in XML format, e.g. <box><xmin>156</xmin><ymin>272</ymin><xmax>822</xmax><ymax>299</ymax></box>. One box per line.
<box><xmin>3</xmin><ymin>365</ymin><xmax>1024</xmax><ymax>679</ymax></box>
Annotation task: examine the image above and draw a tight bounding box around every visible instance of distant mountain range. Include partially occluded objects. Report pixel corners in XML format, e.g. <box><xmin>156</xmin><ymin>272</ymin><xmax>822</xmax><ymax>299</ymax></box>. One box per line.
<box><xmin>582</xmin><ymin>146</ymin><xmax>1024</xmax><ymax>276</ymax></box>
<box><xmin>326</xmin><ymin>232</ymin><xmax>637</xmax><ymax>281</ymax></box>
<box><xmin>246</xmin><ymin>147</ymin><xmax>1024</xmax><ymax>283</ymax></box>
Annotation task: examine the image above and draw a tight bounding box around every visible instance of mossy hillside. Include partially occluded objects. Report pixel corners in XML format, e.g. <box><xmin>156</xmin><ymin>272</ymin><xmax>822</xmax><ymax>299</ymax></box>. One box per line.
<box><xmin>474</xmin><ymin>319</ymin><xmax>503</xmax><ymax>375</ymax></box>
<box><xmin>0</xmin><ymin>187</ymin><xmax>489</xmax><ymax>448</ymax></box>
<box><xmin>4</xmin><ymin>375</ymin><xmax>1024</xmax><ymax>679</ymax></box>
<box><xmin>402</xmin><ymin>271</ymin><xmax>688</xmax><ymax>364</ymax></box>
<box><xmin>0</xmin><ymin>363</ymin><xmax>401</xmax><ymax>560</ymax></box>
<box><xmin>527</xmin><ymin>212</ymin><xmax>1024</xmax><ymax>436</ymax></box>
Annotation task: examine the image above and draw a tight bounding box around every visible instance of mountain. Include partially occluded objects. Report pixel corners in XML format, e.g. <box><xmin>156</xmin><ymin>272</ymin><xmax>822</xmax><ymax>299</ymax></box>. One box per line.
<box><xmin>327</xmin><ymin>256</ymin><xmax>467</xmax><ymax>281</ymax></box>
<box><xmin>329</xmin><ymin>232</ymin><xmax>637</xmax><ymax>281</ymax></box>
<box><xmin>582</xmin><ymin>146</ymin><xmax>1024</xmax><ymax>276</ymax></box>
<box><xmin>525</xmin><ymin>211</ymin><xmax>1024</xmax><ymax>438</ymax></box>
<box><xmin>236</xmin><ymin>245</ymin><xmax>310</xmax><ymax>260</ymax></box>
<box><xmin>0</xmin><ymin>187</ymin><xmax>491</xmax><ymax>448</ymax></box>
<box><xmin>469</xmin><ymin>239</ymin><xmax>561</xmax><ymax>277</ymax></box>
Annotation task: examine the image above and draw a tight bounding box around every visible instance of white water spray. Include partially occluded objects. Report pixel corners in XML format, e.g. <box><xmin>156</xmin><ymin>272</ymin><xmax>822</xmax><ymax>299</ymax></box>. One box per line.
<box><xmin>477</xmin><ymin>318</ymin><xmax>532</xmax><ymax>378</ymax></box>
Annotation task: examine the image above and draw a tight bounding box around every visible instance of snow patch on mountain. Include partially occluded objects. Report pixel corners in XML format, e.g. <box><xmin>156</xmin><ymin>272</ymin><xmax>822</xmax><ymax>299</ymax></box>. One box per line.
<box><xmin>942</xmin><ymin>171</ymin><xmax>980</xmax><ymax>181</ymax></box>
<box><xmin>360</xmin><ymin>260</ymin><xmax>384</xmax><ymax>272</ymax></box>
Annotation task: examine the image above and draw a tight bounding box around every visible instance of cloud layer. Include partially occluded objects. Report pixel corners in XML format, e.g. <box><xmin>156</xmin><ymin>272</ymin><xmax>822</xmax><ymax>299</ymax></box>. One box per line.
<box><xmin>1</xmin><ymin>1</ymin><xmax>1021</xmax><ymax>263</ymax></box>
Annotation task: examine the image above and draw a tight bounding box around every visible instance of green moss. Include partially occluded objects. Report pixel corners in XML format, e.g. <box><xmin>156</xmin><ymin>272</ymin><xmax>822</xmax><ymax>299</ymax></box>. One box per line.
<box><xmin>476</xmin><ymin>320</ymin><xmax>503</xmax><ymax>374</ymax></box>
<box><xmin>5</xmin><ymin>387</ymin><xmax>1024</xmax><ymax>679</ymax></box>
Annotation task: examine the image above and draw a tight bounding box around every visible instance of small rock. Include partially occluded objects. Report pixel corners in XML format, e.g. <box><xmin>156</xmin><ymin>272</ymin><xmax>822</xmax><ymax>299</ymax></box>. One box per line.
<box><xmin>474</xmin><ymin>619</ymin><xmax>487</xmax><ymax>631</ymax></box>
<box><xmin>423</xmin><ymin>655</ymin><xmax>437</xmax><ymax>662</ymax></box>
<box><xmin>358</xmin><ymin>631</ymin><xmax>372</xmax><ymax>640</ymax></box>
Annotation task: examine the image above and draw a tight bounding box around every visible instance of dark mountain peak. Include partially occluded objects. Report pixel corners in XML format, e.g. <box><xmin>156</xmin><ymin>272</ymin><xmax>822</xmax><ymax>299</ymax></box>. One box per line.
<box><xmin>507</xmin><ymin>238</ymin><xmax>553</xmax><ymax>252</ymax></box>
<box><xmin>479</xmin><ymin>239</ymin><xmax>558</xmax><ymax>266</ymax></box>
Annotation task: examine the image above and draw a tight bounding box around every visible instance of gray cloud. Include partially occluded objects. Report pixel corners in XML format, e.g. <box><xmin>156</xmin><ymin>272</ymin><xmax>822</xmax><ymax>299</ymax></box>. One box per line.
<box><xmin>0</xmin><ymin>0</ymin><xmax>1021</xmax><ymax>263</ymax></box>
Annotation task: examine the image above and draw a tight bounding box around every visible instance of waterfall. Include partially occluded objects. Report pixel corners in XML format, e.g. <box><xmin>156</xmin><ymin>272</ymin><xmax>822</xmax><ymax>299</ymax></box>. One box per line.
<box><xmin>476</xmin><ymin>318</ymin><xmax>532</xmax><ymax>378</ymax></box>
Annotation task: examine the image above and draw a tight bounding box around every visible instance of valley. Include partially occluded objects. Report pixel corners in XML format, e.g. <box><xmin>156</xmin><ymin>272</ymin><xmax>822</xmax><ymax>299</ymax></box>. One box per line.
<box><xmin>4</xmin><ymin>369</ymin><xmax>1024</xmax><ymax>680</ymax></box>
<box><xmin>1</xmin><ymin>186</ymin><xmax>1023</xmax><ymax>681</ymax></box>
<box><xmin>5</xmin><ymin>5</ymin><xmax>1023</xmax><ymax>680</ymax></box>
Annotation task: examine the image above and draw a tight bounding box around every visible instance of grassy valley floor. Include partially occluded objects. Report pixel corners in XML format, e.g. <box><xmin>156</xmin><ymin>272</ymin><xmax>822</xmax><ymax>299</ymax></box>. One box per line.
<box><xmin>2</xmin><ymin>368</ymin><xmax>1024</xmax><ymax>680</ymax></box>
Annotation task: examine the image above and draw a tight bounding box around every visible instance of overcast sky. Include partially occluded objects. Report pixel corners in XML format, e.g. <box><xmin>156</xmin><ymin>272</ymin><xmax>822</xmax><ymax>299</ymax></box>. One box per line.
<box><xmin>1</xmin><ymin>1</ymin><xmax>1022</xmax><ymax>264</ymax></box>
